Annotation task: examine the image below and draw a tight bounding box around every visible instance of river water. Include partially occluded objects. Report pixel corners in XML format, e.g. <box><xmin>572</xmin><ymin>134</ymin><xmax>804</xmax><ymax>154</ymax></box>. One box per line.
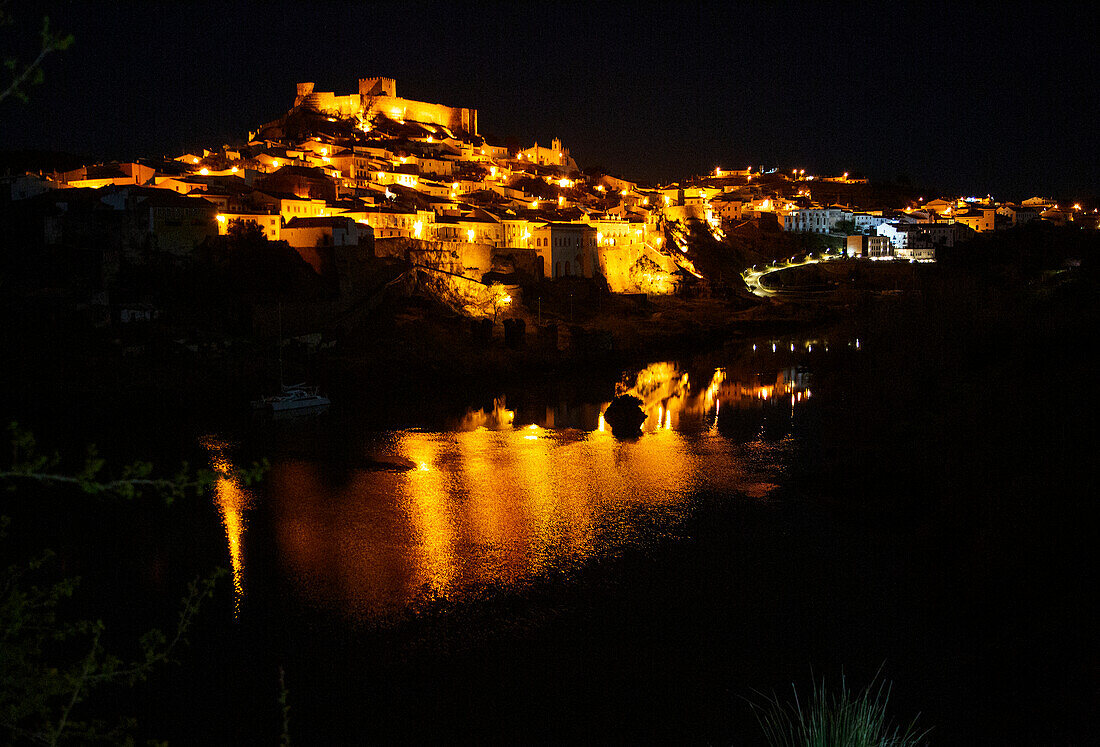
<box><xmin>171</xmin><ymin>341</ymin><xmax>839</xmax><ymax>741</ymax></box>
<box><xmin>7</xmin><ymin>303</ymin><xmax>1093</xmax><ymax>742</ymax></box>
<box><xmin>212</xmin><ymin>343</ymin><xmax>823</xmax><ymax>624</ymax></box>
<box><xmin>6</xmin><ymin>335</ymin><xmax>924</xmax><ymax>743</ymax></box>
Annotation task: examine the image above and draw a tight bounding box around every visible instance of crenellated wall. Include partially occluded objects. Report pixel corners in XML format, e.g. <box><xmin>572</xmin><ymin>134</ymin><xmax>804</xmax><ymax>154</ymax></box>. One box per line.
<box><xmin>359</xmin><ymin>77</ymin><xmax>396</xmax><ymax>97</ymax></box>
<box><xmin>294</xmin><ymin>78</ymin><xmax>478</xmax><ymax>134</ymax></box>
<box><xmin>366</xmin><ymin>95</ymin><xmax>477</xmax><ymax>133</ymax></box>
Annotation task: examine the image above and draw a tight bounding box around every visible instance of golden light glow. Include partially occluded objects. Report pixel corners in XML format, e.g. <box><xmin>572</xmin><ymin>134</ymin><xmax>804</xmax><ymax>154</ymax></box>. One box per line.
<box><xmin>199</xmin><ymin>167</ymin><xmax>209</xmax><ymax>175</ymax></box>
<box><xmin>216</xmin><ymin>214</ymin><xmax>227</xmax><ymax>224</ymax></box>
<box><xmin>231</xmin><ymin>166</ymin><xmax>239</xmax><ymax>173</ymax></box>
<box><xmin>467</xmin><ymin>228</ymin><xmax>475</xmax><ymax>242</ymax></box>
<box><xmin>264</xmin><ymin>371</ymin><xmax>799</xmax><ymax>616</ymax></box>
<box><xmin>401</xmin><ymin>437</ymin><xmax>455</xmax><ymax>593</ymax></box>
<box><xmin>272</xmin><ymin>160</ymin><xmax>280</xmax><ymax>168</ymax></box>
<box><xmin>202</xmin><ymin>438</ymin><xmax>252</xmax><ymax>618</ymax></box>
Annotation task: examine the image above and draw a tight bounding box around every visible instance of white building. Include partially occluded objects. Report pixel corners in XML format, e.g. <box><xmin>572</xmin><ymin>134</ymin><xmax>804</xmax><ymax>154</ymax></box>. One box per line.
<box><xmin>782</xmin><ymin>206</ymin><xmax>853</xmax><ymax>233</ymax></box>
<box><xmin>852</xmin><ymin>212</ymin><xmax>889</xmax><ymax>232</ymax></box>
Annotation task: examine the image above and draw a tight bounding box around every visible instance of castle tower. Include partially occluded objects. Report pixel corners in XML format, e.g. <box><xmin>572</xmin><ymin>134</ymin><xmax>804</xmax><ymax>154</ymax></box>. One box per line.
<box><xmin>294</xmin><ymin>82</ymin><xmax>315</xmax><ymax>108</ymax></box>
<box><xmin>359</xmin><ymin>77</ymin><xmax>397</xmax><ymax>98</ymax></box>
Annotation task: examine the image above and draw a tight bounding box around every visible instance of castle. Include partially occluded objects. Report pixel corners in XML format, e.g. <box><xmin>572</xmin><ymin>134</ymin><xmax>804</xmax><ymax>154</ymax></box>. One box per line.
<box><xmin>294</xmin><ymin>77</ymin><xmax>478</xmax><ymax>134</ymax></box>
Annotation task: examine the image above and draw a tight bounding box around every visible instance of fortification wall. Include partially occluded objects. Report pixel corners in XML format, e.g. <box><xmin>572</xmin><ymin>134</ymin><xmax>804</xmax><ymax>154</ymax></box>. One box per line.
<box><xmin>368</xmin><ymin>96</ymin><xmax>477</xmax><ymax>134</ymax></box>
<box><xmin>297</xmin><ymin>90</ymin><xmax>361</xmax><ymax>118</ymax></box>
<box><xmin>374</xmin><ymin>237</ymin><xmax>492</xmax><ymax>280</ymax></box>
<box><xmin>359</xmin><ymin>77</ymin><xmax>396</xmax><ymax>97</ymax></box>
<box><xmin>662</xmin><ymin>204</ymin><xmax>708</xmax><ymax>224</ymax></box>
<box><xmin>294</xmin><ymin>79</ymin><xmax>478</xmax><ymax>132</ymax></box>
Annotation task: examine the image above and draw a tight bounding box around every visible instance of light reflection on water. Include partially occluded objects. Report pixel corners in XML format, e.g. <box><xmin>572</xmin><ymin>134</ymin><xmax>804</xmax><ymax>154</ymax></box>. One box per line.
<box><xmin>203</xmin><ymin>437</ymin><xmax>253</xmax><ymax>617</ymax></box>
<box><xmin>272</xmin><ymin>427</ymin><xmax>711</xmax><ymax>615</ymax></box>
<box><xmin>222</xmin><ymin>354</ymin><xmax>819</xmax><ymax>618</ymax></box>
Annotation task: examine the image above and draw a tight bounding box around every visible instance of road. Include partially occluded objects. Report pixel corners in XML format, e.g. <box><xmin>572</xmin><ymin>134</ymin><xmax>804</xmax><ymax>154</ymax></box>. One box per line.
<box><xmin>741</xmin><ymin>252</ymin><xmax>843</xmax><ymax>298</ymax></box>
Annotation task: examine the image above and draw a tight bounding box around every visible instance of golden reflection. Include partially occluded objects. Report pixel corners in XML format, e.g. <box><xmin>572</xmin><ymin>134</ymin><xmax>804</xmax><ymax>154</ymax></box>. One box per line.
<box><xmin>202</xmin><ymin>438</ymin><xmax>252</xmax><ymax>617</ymax></box>
<box><xmin>618</xmin><ymin>361</ymin><xmax>692</xmax><ymax>431</ymax></box>
<box><xmin>400</xmin><ymin>436</ymin><xmax>456</xmax><ymax>594</ymax></box>
<box><xmin>609</xmin><ymin>360</ymin><xmax>812</xmax><ymax>433</ymax></box>
<box><xmin>451</xmin><ymin>397</ymin><xmax>514</xmax><ymax>431</ymax></box>
<box><xmin>268</xmin><ymin>363</ymin><xmax>813</xmax><ymax>616</ymax></box>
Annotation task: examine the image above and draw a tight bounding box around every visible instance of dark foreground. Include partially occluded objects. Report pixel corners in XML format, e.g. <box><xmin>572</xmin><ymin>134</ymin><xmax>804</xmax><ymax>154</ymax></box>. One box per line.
<box><xmin>2</xmin><ymin>255</ymin><xmax>1097</xmax><ymax>744</ymax></box>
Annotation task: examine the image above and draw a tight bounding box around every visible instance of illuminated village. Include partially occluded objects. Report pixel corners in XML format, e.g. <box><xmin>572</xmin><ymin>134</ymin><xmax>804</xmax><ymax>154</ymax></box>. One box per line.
<box><xmin>2</xmin><ymin>65</ymin><xmax>1098</xmax><ymax>746</ymax></box>
<box><xmin>6</xmin><ymin>75</ymin><xmax>1095</xmax><ymax>322</ymax></box>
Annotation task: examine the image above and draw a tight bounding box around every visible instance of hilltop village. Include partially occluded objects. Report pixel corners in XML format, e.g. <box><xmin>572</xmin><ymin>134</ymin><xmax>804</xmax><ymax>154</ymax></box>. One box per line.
<box><xmin>1</xmin><ymin>76</ymin><xmax>1095</xmax><ymax>378</ymax></box>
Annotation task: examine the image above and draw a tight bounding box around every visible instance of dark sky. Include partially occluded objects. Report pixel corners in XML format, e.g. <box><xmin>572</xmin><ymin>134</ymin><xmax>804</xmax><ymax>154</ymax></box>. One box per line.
<box><xmin>5</xmin><ymin>1</ymin><xmax>1098</xmax><ymax>201</ymax></box>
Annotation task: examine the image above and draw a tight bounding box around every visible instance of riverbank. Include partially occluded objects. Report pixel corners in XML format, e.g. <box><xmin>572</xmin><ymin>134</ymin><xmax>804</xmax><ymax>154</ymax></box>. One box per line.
<box><xmin>0</xmin><ymin>283</ymin><xmax>833</xmax><ymax>434</ymax></box>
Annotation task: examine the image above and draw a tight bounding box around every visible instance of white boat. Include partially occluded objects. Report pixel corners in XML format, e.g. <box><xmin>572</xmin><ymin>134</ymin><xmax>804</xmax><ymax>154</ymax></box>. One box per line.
<box><xmin>252</xmin><ymin>384</ymin><xmax>331</xmax><ymax>412</ymax></box>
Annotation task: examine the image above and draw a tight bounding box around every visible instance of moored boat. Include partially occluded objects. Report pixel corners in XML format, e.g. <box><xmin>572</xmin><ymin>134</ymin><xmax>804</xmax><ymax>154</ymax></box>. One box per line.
<box><xmin>252</xmin><ymin>384</ymin><xmax>331</xmax><ymax>411</ymax></box>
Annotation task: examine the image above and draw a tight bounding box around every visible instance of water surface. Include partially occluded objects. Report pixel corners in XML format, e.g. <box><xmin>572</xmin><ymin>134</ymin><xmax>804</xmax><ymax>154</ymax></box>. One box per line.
<box><xmin>214</xmin><ymin>344</ymin><xmax>825</xmax><ymax>620</ymax></box>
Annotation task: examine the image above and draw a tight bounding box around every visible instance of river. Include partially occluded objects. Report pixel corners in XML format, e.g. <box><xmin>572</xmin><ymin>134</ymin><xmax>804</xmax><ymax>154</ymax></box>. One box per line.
<box><xmin>212</xmin><ymin>346</ymin><xmax>820</xmax><ymax>623</ymax></box>
<box><xmin>7</xmin><ymin>328</ymin><xmax>1088</xmax><ymax>744</ymax></box>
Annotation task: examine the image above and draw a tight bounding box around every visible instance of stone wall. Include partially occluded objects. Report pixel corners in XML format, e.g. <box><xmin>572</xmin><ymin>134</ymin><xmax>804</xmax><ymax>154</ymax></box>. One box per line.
<box><xmin>366</xmin><ymin>95</ymin><xmax>477</xmax><ymax>134</ymax></box>
<box><xmin>374</xmin><ymin>237</ymin><xmax>492</xmax><ymax>280</ymax></box>
<box><xmin>294</xmin><ymin>80</ymin><xmax>477</xmax><ymax>133</ymax></box>
<box><xmin>598</xmin><ymin>244</ymin><xmax>679</xmax><ymax>294</ymax></box>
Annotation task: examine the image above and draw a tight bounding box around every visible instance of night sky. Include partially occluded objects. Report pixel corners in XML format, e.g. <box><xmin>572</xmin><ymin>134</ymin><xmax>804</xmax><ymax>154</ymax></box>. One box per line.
<box><xmin>5</xmin><ymin>1</ymin><xmax>1098</xmax><ymax>200</ymax></box>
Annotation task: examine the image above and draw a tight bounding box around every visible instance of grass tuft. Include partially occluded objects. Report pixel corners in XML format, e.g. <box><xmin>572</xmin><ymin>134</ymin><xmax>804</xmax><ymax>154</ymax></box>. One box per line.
<box><xmin>748</xmin><ymin>670</ymin><xmax>930</xmax><ymax>746</ymax></box>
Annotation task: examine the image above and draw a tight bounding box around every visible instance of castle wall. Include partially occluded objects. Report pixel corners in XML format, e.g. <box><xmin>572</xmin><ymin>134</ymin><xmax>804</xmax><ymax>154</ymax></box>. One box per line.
<box><xmin>294</xmin><ymin>79</ymin><xmax>478</xmax><ymax>134</ymax></box>
<box><xmin>368</xmin><ymin>95</ymin><xmax>477</xmax><ymax>134</ymax></box>
<box><xmin>297</xmin><ymin>91</ymin><xmax>361</xmax><ymax>118</ymax></box>
<box><xmin>359</xmin><ymin>77</ymin><xmax>396</xmax><ymax>97</ymax></box>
